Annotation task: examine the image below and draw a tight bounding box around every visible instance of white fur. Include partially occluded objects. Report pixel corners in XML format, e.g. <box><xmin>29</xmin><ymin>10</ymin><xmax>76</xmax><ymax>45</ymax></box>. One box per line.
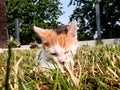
<box><xmin>35</xmin><ymin>43</ymin><xmax>78</xmax><ymax>72</ymax></box>
<box><xmin>35</xmin><ymin>48</ymin><xmax>55</xmax><ymax>69</ymax></box>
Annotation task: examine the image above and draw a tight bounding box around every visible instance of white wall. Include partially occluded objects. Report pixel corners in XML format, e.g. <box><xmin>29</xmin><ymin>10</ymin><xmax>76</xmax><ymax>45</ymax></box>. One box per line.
<box><xmin>78</xmin><ymin>38</ymin><xmax>120</xmax><ymax>47</ymax></box>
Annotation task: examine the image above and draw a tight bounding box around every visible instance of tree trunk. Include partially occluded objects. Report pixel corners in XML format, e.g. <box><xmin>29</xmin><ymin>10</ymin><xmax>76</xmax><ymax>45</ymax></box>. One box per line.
<box><xmin>0</xmin><ymin>0</ymin><xmax>8</xmax><ymax>48</ymax></box>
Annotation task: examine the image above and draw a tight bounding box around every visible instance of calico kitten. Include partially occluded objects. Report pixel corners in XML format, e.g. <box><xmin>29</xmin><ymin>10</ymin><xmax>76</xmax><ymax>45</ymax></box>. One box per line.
<box><xmin>34</xmin><ymin>20</ymin><xmax>78</xmax><ymax>72</ymax></box>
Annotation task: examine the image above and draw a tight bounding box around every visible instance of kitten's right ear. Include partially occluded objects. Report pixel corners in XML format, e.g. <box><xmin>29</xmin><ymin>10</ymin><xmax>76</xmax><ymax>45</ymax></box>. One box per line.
<box><xmin>67</xmin><ymin>20</ymin><xmax>77</xmax><ymax>39</ymax></box>
<box><xmin>34</xmin><ymin>26</ymin><xmax>46</xmax><ymax>38</ymax></box>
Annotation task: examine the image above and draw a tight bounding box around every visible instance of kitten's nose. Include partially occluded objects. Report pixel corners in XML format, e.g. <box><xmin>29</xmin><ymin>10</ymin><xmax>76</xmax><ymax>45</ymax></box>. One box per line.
<box><xmin>58</xmin><ymin>59</ymin><xmax>65</xmax><ymax>65</ymax></box>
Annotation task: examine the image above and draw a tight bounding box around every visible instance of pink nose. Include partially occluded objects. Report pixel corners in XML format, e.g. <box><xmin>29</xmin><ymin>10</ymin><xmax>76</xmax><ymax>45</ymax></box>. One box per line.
<box><xmin>58</xmin><ymin>59</ymin><xmax>65</xmax><ymax>65</ymax></box>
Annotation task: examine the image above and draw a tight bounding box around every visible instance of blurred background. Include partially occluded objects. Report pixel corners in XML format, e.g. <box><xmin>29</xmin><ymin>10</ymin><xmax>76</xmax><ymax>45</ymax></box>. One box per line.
<box><xmin>0</xmin><ymin>0</ymin><xmax>120</xmax><ymax>47</ymax></box>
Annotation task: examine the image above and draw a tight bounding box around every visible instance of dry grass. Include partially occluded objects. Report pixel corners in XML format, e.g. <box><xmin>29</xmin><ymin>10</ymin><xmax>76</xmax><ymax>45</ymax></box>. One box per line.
<box><xmin>0</xmin><ymin>43</ymin><xmax>120</xmax><ymax>90</ymax></box>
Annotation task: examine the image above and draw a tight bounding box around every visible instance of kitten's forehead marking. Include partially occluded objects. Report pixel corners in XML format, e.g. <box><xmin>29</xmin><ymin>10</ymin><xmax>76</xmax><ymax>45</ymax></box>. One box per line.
<box><xmin>43</xmin><ymin>33</ymin><xmax>78</xmax><ymax>52</ymax></box>
<box><xmin>43</xmin><ymin>32</ymin><xmax>67</xmax><ymax>48</ymax></box>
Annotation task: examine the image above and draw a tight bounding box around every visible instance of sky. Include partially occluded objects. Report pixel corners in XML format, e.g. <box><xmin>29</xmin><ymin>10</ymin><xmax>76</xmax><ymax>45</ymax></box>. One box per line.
<box><xmin>58</xmin><ymin>0</ymin><xmax>75</xmax><ymax>25</ymax></box>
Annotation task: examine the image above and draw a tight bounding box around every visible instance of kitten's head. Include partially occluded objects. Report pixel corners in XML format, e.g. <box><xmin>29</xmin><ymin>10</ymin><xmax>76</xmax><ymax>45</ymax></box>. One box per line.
<box><xmin>34</xmin><ymin>20</ymin><xmax>78</xmax><ymax>65</ymax></box>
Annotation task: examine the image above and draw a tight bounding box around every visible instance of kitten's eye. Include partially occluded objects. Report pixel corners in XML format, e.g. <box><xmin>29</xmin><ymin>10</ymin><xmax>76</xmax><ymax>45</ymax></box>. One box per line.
<box><xmin>65</xmin><ymin>51</ymin><xmax>69</xmax><ymax>54</ymax></box>
<box><xmin>51</xmin><ymin>53</ymin><xmax>57</xmax><ymax>56</ymax></box>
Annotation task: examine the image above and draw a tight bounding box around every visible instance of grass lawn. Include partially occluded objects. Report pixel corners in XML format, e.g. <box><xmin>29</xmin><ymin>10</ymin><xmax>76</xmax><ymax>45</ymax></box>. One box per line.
<box><xmin>0</xmin><ymin>44</ymin><xmax>120</xmax><ymax>90</ymax></box>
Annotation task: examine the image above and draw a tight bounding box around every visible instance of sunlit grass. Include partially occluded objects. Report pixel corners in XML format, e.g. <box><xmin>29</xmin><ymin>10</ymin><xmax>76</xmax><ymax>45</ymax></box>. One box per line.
<box><xmin>0</xmin><ymin>44</ymin><xmax>120</xmax><ymax>89</ymax></box>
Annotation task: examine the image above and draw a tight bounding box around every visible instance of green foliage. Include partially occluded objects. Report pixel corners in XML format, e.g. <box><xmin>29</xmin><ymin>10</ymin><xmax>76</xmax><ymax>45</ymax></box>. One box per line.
<box><xmin>0</xmin><ymin>44</ymin><xmax>120</xmax><ymax>89</ymax></box>
<box><xmin>30</xmin><ymin>42</ymin><xmax>39</xmax><ymax>49</ymax></box>
<box><xmin>100</xmin><ymin>0</ymin><xmax>120</xmax><ymax>38</ymax></box>
<box><xmin>69</xmin><ymin>0</ymin><xmax>120</xmax><ymax>40</ymax></box>
<box><xmin>6</xmin><ymin>0</ymin><xmax>63</xmax><ymax>44</ymax></box>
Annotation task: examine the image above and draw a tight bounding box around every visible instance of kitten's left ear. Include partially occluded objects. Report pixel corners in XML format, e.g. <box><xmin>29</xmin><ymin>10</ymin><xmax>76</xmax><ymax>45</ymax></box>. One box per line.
<box><xmin>34</xmin><ymin>26</ymin><xmax>46</xmax><ymax>38</ymax></box>
<box><xmin>67</xmin><ymin>20</ymin><xmax>77</xmax><ymax>39</ymax></box>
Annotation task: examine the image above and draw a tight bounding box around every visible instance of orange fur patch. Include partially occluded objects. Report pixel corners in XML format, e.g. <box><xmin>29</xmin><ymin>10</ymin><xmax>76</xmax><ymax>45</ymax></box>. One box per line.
<box><xmin>42</xmin><ymin>29</ymin><xmax>77</xmax><ymax>51</ymax></box>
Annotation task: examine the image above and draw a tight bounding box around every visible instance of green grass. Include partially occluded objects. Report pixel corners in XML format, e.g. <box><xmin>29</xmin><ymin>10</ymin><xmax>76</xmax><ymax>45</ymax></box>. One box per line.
<box><xmin>0</xmin><ymin>44</ymin><xmax>120</xmax><ymax>90</ymax></box>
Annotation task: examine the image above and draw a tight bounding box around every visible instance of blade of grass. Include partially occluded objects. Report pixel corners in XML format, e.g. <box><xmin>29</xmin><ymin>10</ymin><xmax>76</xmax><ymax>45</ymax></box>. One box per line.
<box><xmin>53</xmin><ymin>67</ymin><xmax>59</xmax><ymax>90</ymax></box>
<box><xmin>18</xmin><ymin>76</ymin><xmax>27</xmax><ymax>90</ymax></box>
<box><xmin>92</xmin><ymin>77</ymin><xmax>111</xmax><ymax>90</ymax></box>
<box><xmin>5</xmin><ymin>39</ymin><xmax>13</xmax><ymax>90</ymax></box>
<box><xmin>64</xmin><ymin>63</ymin><xmax>80</xmax><ymax>87</ymax></box>
<box><xmin>14</xmin><ymin>57</ymin><xmax>23</xmax><ymax>90</ymax></box>
<box><xmin>107</xmin><ymin>67</ymin><xmax>119</xmax><ymax>78</ymax></box>
<box><xmin>59</xmin><ymin>71</ymin><xmax>71</xmax><ymax>90</ymax></box>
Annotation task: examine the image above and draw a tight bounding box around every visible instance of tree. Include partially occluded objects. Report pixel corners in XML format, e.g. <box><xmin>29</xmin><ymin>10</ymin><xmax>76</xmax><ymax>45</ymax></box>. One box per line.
<box><xmin>69</xmin><ymin>0</ymin><xmax>120</xmax><ymax>40</ymax></box>
<box><xmin>100</xmin><ymin>0</ymin><xmax>120</xmax><ymax>39</ymax></box>
<box><xmin>0</xmin><ymin>0</ymin><xmax>8</xmax><ymax>48</ymax></box>
<box><xmin>6</xmin><ymin>0</ymin><xmax>63</xmax><ymax>44</ymax></box>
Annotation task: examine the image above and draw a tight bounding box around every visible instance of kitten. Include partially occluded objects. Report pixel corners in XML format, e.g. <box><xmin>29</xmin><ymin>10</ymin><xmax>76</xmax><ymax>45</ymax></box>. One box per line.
<box><xmin>34</xmin><ymin>20</ymin><xmax>78</xmax><ymax>72</ymax></box>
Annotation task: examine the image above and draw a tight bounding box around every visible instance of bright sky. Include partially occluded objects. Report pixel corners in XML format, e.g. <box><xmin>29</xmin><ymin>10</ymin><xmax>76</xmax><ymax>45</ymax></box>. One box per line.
<box><xmin>58</xmin><ymin>0</ymin><xmax>75</xmax><ymax>25</ymax></box>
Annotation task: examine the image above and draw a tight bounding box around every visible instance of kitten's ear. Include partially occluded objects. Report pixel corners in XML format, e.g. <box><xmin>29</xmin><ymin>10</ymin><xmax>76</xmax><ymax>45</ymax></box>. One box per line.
<box><xmin>67</xmin><ymin>20</ymin><xmax>77</xmax><ymax>39</ymax></box>
<box><xmin>34</xmin><ymin>26</ymin><xmax>46</xmax><ymax>38</ymax></box>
